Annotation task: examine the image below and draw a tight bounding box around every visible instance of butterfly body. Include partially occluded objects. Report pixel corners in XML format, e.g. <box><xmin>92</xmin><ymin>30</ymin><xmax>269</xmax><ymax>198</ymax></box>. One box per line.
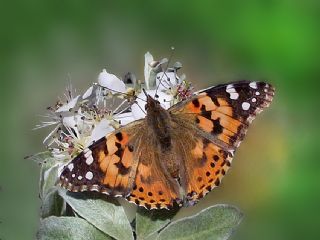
<box><xmin>145</xmin><ymin>95</ymin><xmax>173</xmax><ymax>152</ymax></box>
<box><xmin>59</xmin><ymin>81</ymin><xmax>275</xmax><ymax>210</ymax></box>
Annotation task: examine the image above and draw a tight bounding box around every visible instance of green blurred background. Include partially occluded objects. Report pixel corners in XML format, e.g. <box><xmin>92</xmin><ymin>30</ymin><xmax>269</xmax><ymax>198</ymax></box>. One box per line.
<box><xmin>0</xmin><ymin>1</ymin><xmax>319</xmax><ymax>239</ymax></box>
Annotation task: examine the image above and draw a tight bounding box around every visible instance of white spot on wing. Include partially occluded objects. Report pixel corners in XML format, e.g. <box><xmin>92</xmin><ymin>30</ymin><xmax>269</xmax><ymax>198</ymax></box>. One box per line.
<box><xmin>249</xmin><ymin>82</ymin><xmax>257</xmax><ymax>89</ymax></box>
<box><xmin>230</xmin><ymin>92</ymin><xmax>239</xmax><ymax>100</ymax></box>
<box><xmin>226</xmin><ymin>84</ymin><xmax>239</xmax><ymax>99</ymax></box>
<box><xmin>77</xmin><ymin>175</ymin><xmax>83</xmax><ymax>180</ymax></box>
<box><xmin>255</xmin><ymin>91</ymin><xmax>260</xmax><ymax>96</ymax></box>
<box><xmin>90</xmin><ymin>185</ymin><xmax>99</xmax><ymax>191</ymax></box>
<box><xmin>86</xmin><ymin>156</ymin><xmax>94</xmax><ymax>165</ymax></box>
<box><xmin>226</xmin><ymin>84</ymin><xmax>234</xmax><ymax>92</ymax></box>
<box><xmin>68</xmin><ymin>163</ymin><xmax>74</xmax><ymax>171</ymax></box>
<box><xmin>85</xmin><ymin>171</ymin><xmax>93</xmax><ymax>180</ymax></box>
<box><xmin>84</xmin><ymin>149</ymin><xmax>92</xmax><ymax>158</ymax></box>
<box><xmin>242</xmin><ymin>102</ymin><xmax>250</xmax><ymax>110</ymax></box>
<box><xmin>252</xmin><ymin>98</ymin><xmax>257</xmax><ymax>102</ymax></box>
<box><xmin>83</xmin><ymin>148</ymin><xmax>90</xmax><ymax>153</ymax></box>
<box><xmin>71</xmin><ymin>174</ymin><xmax>75</xmax><ymax>178</ymax></box>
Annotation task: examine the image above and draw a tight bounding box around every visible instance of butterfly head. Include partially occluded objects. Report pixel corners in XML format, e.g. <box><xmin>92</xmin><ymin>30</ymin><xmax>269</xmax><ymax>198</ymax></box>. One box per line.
<box><xmin>142</xmin><ymin>88</ymin><xmax>162</xmax><ymax>112</ymax></box>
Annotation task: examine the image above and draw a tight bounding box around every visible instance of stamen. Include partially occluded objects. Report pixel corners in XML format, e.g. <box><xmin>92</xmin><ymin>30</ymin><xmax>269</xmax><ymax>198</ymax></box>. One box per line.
<box><xmin>155</xmin><ymin>47</ymin><xmax>175</xmax><ymax>97</ymax></box>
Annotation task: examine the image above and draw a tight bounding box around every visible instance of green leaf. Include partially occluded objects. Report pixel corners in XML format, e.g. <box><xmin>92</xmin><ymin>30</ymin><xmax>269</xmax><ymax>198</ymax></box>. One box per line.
<box><xmin>157</xmin><ymin>204</ymin><xmax>243</xmax><ymax>240</ymax></box>
<box><xmin>40</xmin><ymin>161</ymin><xmax>60</xmax><ymax>199</ymax></box>
<box><xmin>37</xmin><ymin>216</ymin><xmax>110</xmax><ymax>240</ymax></box>
<box><xmin>40</xmin><ymin>187</ymin><xmax>64</xmax><ymax>218</ymax></box>
<box><xmin>136</xmin><ymin>208</ymin><xmax>177</xmax><ymax>240</ymax></box>
<box><xmin>58</xmin><ymin>189</ymin><xmax>134</xmax><ymax>240</ymax></box>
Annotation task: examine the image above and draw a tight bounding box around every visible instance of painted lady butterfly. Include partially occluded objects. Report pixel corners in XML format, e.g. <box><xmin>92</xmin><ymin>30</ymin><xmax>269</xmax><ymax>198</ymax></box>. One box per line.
<box><xmin>59</xmin><ymin>81</ymin><xmax>275</xmax><ymax>210</ymax></box>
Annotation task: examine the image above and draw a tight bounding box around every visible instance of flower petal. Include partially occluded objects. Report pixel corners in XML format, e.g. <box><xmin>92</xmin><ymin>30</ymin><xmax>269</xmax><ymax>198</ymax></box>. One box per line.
<box><xmin>114</xmin><ymin>112</ymin><xmax>135</xmax><ymax>126</ymax></box>
<box><xmin>89</xmin><ymin>119</ymin><xmax>114</xmax><ymax>144</ymax></box>
<box><xmin>82</xmin><ymin>86</ymin><xmax>93</xmax><ymax>99</ymax></box>
<box><xmin>156</xmin><ymin>71</ymin><xmax>181</xmax><ymax>91</ymax></box>
<box><xmin>98</xmin><ymin>69</ymin><xmax>126</xmax><ymax>94</ymax></box>
<box><xmin>156</xmin><ymin>91</ymin><xmax>173</xmax><ymax>109</ymax></box>
<box><xmin>56</xmin><ymin>95</ymin><xmax>80</xmax><ymax>112</ymax></box>
<box><xmin>62</xmin><ymin>116</ymin><xmax>77</xmax><ymax>128</ymax></box>
<box><xmin>144</xmin><ymin>52</ymin><xmax>154</xmax><ymax>89</ymax></box>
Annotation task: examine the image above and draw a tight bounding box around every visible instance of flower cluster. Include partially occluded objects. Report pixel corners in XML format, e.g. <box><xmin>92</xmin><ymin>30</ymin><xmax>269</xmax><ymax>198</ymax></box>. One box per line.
<box><xmin>35</xmin><ymin>52</ymin><xmax>193</xmax><ymax>166</ymax></box>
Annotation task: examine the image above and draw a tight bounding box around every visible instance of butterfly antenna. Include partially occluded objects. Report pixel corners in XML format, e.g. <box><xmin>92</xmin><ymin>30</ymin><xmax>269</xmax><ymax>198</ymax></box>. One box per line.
<box><xmin>155</xmin><ymin>47</ymin><xmax>175</xmax><ymax>97</ymax></box>
<box><xmin>142</xmin><ymin>88</ymin><xmax>148</xmax><ymax>97</ymax></box>
<box><xmin>136</xmin><ymin>101</ymin><xmax>147</xmax><ymax>115</ymax></box>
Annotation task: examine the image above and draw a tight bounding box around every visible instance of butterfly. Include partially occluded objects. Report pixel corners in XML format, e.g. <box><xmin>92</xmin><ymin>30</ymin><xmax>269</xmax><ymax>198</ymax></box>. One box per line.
<box><xmin>59</xmin><ymin>81</ymin><xmax>275</xmax><ymax>210</ymax></box>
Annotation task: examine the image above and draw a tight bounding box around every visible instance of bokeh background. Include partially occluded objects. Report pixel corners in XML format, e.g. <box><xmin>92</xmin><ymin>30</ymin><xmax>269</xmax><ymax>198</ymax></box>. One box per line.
<box><xmin>1</xmin><ymin>1</ymin><xmax>319</xmax><ymax>239</ymax></box>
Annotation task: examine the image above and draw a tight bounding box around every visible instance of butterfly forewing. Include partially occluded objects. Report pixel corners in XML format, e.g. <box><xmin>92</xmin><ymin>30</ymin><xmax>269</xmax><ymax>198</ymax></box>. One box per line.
<box><xmin>171</xmin><ymin>81</ymin><xmax>274</xmax><ymax>147</ymax></box>
<box><xmin>59</xmin><ymin>121</ymin><xmax>143</xmax><ymax>196</ymax></box>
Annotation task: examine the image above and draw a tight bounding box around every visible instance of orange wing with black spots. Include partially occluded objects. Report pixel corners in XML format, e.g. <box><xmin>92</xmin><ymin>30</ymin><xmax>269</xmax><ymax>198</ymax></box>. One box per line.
<box><xmin>171</xmin><ymin>81</ymin><xmax>274</xmax><ymax>148</ymax></box>
<box><xmin>59</xmin><ymin>118</ymin><xmax>181</xmax><ymax>210</ymax></box>
<box><xmin>126</xmin><ymin>142</ymin><xmax>182</xmax><ymax>210</ymax></box>
<box><xmin>170</xmin><ymin>81</ymin><xmax>275</xmax><ymax>205</ymax></box>
<box><xmin>59</xmin><ymin>120</ymin><xmax>143</xmax><ymax>197</ymax></box>
<box><xmin>175</xmin><ymin>134</ymin><xmax>233</xmax><ymax>205</ymax></box>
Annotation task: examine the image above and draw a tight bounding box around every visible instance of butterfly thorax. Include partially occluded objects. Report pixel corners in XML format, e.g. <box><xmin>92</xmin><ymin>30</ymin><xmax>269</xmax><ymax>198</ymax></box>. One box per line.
<box><xmin>145</xmin><ymin>96</ymin><xmax>181</xmax><ymax>179</ymax></box>
<box><xmin>145</xmin><ymin>96</ymin><xmax>172</xmax><ymax>151</ymax></box>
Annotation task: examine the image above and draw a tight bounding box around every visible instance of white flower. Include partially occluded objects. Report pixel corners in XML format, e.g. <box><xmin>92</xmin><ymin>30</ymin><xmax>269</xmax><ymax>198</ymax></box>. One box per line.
<box><xmin>98</xmin><ymin>69</ymin><xmax>126</xmax><ymax>94</ymax></box>
<box><xmin>56</xmin><ymin>95</ymin><xmax>80</xmax><ymax>112</ymax></box>
<box><xmin>144</xmin><ymin>52</ymin><xmax>168</xmax><ymax>89</ymax></box>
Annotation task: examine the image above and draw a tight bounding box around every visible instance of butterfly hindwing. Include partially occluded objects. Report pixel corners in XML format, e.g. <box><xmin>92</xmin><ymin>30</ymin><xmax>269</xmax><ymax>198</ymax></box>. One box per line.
<box><xmin>126</xmin><ymin>152</ymin><xmax>182</xmax><ymax>210</ymax></box>
<box><xmin>126</xmin><ymin>129</ymin><xmax>182</xmax><ymax>210</ymax></box>
<box><xmin>174</xmin><ymin>133</ymin><xmax>233</xmax><ymax>205</ymax></box>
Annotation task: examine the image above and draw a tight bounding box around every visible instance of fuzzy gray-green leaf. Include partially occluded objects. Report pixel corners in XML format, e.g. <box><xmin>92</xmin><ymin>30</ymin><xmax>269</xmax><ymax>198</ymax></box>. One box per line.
<box><xmin>37</xmin><ymin>216</ymin><xmax>109</xmax><ymax>240</ymax></box>
<box><xmin>39</xmin><ymin>160</ymin><xmax>60</xmax><ymax>199</ymax></box>
<box><xmin>58</xmin><ymin>189</ymin><xmax>133</xmax><ymax>240</ymax></box>
<box><xmin>40</xmin><ymin>187</ymin><xmax>64</xmax><ymax>218</ymax></box>
<box><xmin>136</xmin><ymin>208</ymin><xmax>177</xmax><ymax>240</ymax></box>
<box><xmin>157</xmin><ymin>204</ymin><xmax>243</xmax><ymax>240</ymax></box>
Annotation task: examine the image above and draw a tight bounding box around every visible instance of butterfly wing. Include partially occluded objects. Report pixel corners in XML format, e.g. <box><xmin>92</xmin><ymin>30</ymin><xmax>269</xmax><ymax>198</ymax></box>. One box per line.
<box><xmin>170</xmin><ymin>81</ymin><xmax>275</xmax><ymax>205</ymax></box>
<box><xmin>59</xmin><ymin>119</ymin><xmax>182</xmax><ymax>209</ymax></box>
<box><xmin>59</xmin><ymin>120</ymin><xmax>144</xmax><ymax>197</ymax></box>
<box><xmin>126</xmin><ymin>143</ymin><xmax>182</xmax><ymax>209</ymax></box>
